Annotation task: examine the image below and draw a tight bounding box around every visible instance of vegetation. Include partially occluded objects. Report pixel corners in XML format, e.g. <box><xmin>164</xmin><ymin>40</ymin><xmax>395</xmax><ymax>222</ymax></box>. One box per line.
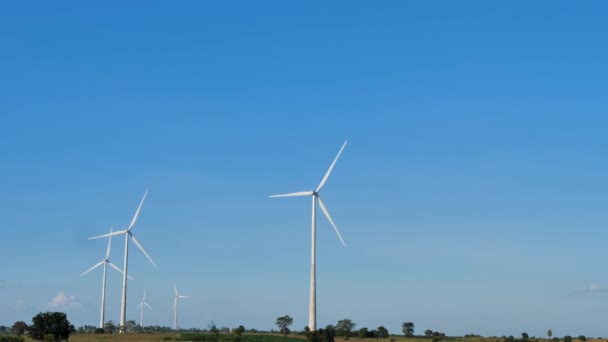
<box><xmin>402</xmin><ymin>323</ymin><xmax>414</xmax><ymax>338</ymax></box>
<box><xmin>336</xmin><ymin>320</ymin><xmax>356</xmax><ymax>339</ymax></box>
<box><xmin>276</xmin><ymin>316</ymin><xmax>294</xmax><ymax>336</ymax></box>
<box><xmin>28</xmin><ymin>312</ymin><xmax>75</xmax><ymax>342</ymax></box>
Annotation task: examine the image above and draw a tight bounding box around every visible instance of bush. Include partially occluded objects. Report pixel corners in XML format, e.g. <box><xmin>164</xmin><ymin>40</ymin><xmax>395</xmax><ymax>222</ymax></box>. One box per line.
<box><xmin>0</xmin><ymin>336</ymin><xmax>25</xmax><ymax>342</ymax></box>
<box><xmin>578</xmin><ymin>337</ymin><xmax>586</xmax><ymax>342</ymax></box>
<box><xmin>307</xmin><ymin>328</ymin><xmax>335</xmax><ymax>342</ymax></box>
<box><xmin>564</xmin><ymin>336</ymin><xmax>572</xmax><ymax>342</ymax></box>
<box><xmin>94</xmin><ymin>328</ymin><xmax>104</xmax><ymax>334</ymax></box>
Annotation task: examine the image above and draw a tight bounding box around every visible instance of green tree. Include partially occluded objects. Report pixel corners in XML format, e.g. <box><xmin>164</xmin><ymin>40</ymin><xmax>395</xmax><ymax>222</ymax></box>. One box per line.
<box><xmin>564</xmin><ymin>336</ymin><xmax>572</xmax><ymax>342</ymax></box>
<box><xmin>209</xmin><ymin>321</ymin><xmax>220</xmax><ymax>342</ymax></box>
<box><xmin>548</xmin><ymin>331</ymin><xmax>552</xmax><ymax>340</ymax></box>
<box><xmin>425</xmin><ymin>330</ymin><xmax>433</xmax><ymax>338</ymax></box>
<box><xmin>307</xmin><ymin>328</ymin><xmax>335</xmax><ymax>342</ymax></box>
<box><xmin>578</xmin><ymin>336</ymin><xmax>586</xmax><ymax>341</ymax></box>
<box><xmin>232</xmin><ymin>325</ymin><xmax>245</xmax><ymax>336</ymax></box>
<box><xmin>377</xmin><ymin>326</ymin><xmax>389</xmax><ymax>339</ymax></box>
<box><xmin>359</xmin><ymin>328</ymin><xmax>369</xmax><ymax>339</ymax></box>
<box><xmin>522</xmin><ymin>333</ymin><xmax>529</xmax><ymax>341</ymax></box>
<box><xmin>104</xmin><ymin>320</ymin><xmax>116</xmax><ymax>334</ymax></box>
<box><xmin>336</xmin><ymin>319</ymin><xmax>356</xmax><ymax>339</ymax></box>
<box><xmin>11</xmin><ymin>321</ymin><xmax>28</xmax><ymax>336</ymax></box>
<box><xmin>29</xmin><ymin>312</ymin><xmax>75</xmax><ymax>342</ymax></box>
<box><xmin>402</xmin><ymin>322</ymin><xmax>414</xmax><ymax>337</ymax></box>
<box><xmin>275</xmin><ymin>315</ymin><xmax>293</xmax><ymax>336</ymax></box>
<box><xmin>552</xmin><ymin>338</ymin><xmax>559</xmax><ymax>342</ymax></box>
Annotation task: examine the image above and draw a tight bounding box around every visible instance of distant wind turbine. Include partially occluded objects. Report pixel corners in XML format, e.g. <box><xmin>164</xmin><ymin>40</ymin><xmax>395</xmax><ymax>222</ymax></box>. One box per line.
<box><xmin>81</xmin><ymin>227</ymin><xmax>132</xmax><ymax>329</ymax></box>
<box><xmin>89</xmin><ymin>190</ymin><xmax>157</xmax><ymax>333</ymax></box>
<box><xmin>137</xmin><ymin>288</ymin><xmax>152</xmax><ymax>329</ymax></box>
<box><xmin>270</xmin><ymin>140</ymin><xmax>348</xmax><ymax>331</ymax></box>
<box><xmin>172</xmin><ymin>283</ymin><xmax>189</xmax><ymax>330</ymax></box>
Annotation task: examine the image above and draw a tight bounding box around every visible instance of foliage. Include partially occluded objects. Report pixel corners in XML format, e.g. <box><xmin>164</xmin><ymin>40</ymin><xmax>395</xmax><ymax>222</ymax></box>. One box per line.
<box><xmin>307</xmin><ymin>328</ymin><xmax>335</xmax><ymax>342</ymax></box>
<box><xmin>275</xmin><ymin>316</ymin><xmax>293</xmax><ymax>336</ymax></box>
<box><xmin>425</xmin><ymin>330</ymin><xmax>433</xmax><ymax>338</ymax></box>
<box><xmin>11</xmin><ymin>322</ymin><xmax>27</xmax><ymax>336</ymax></box>
<box><xmin>564</xmin><ymin>336</ymin><xmax>572</xmax><ymax>342</ymax></box>
<box><xmin>105</xmin><ymin>320</ymin><xmax>116</xmax><ymax>334</ymax></box>
<box><xmin>377</xmin><ymin>326</ymin><xmax>389</xmax><ymax>339</ymax></box>
<box><xmin>358</xmin><ymin>328</ymin><xmax>369</xmax><ymax>339</ymax></box>
<box><xmin>233</xmin><ymin>325</ymin><xmax>246</xmax><ymax>336</ymax></box>
<box><xmin>336</xmin><ymin>319</ymin><xmax>356</xmax><ymax>339</ymax></box>
<box><xmin>552</xmin><ymin>338</ymin><xmax>559</xmax><ymax>342</ymax></box>
<box><xmin>209</xmin><ymin>322</ymin><xmax>220</xmax><ymax>342</ymax></box>
<box><xmin>28</xmin><ymin>312</ymin><xmax>75</xmax><ymax>342</ymax></box>
<box><xmin>94</xmin><ymin>328</ymin><xmax>104</xmax><ymax>334</ymax></box>
<box><xmin>522</xmin><ymin>333</ymin><xmax>529</xmax><ymax>341</ymax></box>
<box><xmin>548</xmin><ymin>331</ymin><xmax>552</xmax><ymax>338</ymax></box>
<box><xmin>402</xmin><ymin>323</ymin><xmax>414</xmax><ymax>337</ymax></box>
<box><xmin>578</xmin><ymin>336</ymin><xmax>586</xmax><ymax>341</ymax></box>
<box><xmin>0</xmin><ymin>336</ymin><xmax>24</xmax><ymax>342</ymax></box>
<box><xmin>177</xmin><ymin>334</ymin><xmax>304</xmax><ymax>342</ymax></box>
<box><xmin>432</xmin><ymin>332</ymin><xmax>445</xmax><ymax>342</ymax></box>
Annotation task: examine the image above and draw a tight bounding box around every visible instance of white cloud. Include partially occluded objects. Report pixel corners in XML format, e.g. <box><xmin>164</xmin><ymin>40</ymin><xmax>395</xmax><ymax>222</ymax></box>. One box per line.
<box><xmin>47</xmin><ymin>291</ymin><xmax>81</xmax><ymax>309</ymax></box>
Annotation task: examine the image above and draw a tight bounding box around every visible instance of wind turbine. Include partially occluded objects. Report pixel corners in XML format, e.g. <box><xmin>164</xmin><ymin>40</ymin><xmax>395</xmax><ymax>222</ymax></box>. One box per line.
<box><xmin>81</xmin><ymin>227</ymin><xmax>132</xmax><ymax>329</ymax></box>
<box><xmin>136</xmin><ymin>289</ymin><xmax>152</xmax><ymax>329</ymax></box>
<box><xmin>270</xmin><ymin>140</ymin><xmax>348</xmax><ymax>331</ymax></box>
<box><xmin>89</xmin><ymin>190</ymin><xmax>157</xmax><ymax>333</ymax></box>
<box><xmin>172</xmin><ymin>283</ymin><xmax>189</xmax><ymax>330</ymax></box>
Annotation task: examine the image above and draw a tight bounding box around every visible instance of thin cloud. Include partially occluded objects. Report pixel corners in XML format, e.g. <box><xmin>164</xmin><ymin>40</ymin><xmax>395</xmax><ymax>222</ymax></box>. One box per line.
<box><xmin>47</xmin><ymin>291</ymin><xmax>82</xmax><ymax>309</ymax></box>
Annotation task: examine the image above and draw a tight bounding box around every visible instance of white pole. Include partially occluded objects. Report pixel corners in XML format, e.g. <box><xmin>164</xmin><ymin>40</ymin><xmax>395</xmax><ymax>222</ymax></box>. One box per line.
<box><xmin>174</xmin><ymin>298</ymin><xmax>178</xmax><ymax>330</ymax></box>
<box><xmin>309</xmin><ymin>194</ymin><xmax>317</xmax><ymax>331</ymax></box>
<box><xmin>100</xmin><ymin>261</ymin><xmax>107</xmax><ymax>329</ymax></box>
<box><xmin>119</xmin><ymin>233</ymin><xmax>129</xmax><ymax>333</ymax></box>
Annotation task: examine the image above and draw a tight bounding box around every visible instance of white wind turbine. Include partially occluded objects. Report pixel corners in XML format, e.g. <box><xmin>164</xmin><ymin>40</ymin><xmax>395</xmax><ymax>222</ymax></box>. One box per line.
<box><xmin>81</xmin><ymin>227</ymin><xmax>132</xmax><ymax>329</ymax></box>
<box><xmin>136</xmin><ymin>289</ymin><xmax>152</xmax><ymax>329</ymax></box>
<box><xmin>172</xmin><ymin>283</ymin><xmax>189</xmax><ymax>330</ymax></box>
<box><xmin>89</xmin><ymin>190</ymin><xmax>157</xmax><ymax>333</ymax></box>
<box><xmin>270</xmin><ymin>140</ymin><xmax>348</xmax><ymax>331</ymax></box>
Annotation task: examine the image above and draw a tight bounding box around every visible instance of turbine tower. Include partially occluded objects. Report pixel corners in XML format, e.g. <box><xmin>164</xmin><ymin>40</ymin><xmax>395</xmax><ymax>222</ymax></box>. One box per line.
<box><xmin>172</xmin><ymin>283</ymin><xmax>189</xmax><ymax>330</ymax></box>
<box><xmin>89</xmin><ymin>190</ymin><xmax>157</xmax><ymax>333</ymax></box>
<box><xmin>81</xmin><ymin>227</ymin><xmax>131</xmax><ymax>329</ymax></box>
<box><xmin>270</xmin><ymin>141</ymin><xmax>348</xmax><ymax>331</ymax></box>
<box><xmin>136</xmin><ymin>288</ymin><xmax>152</xmax><ymax>329</ymax></box>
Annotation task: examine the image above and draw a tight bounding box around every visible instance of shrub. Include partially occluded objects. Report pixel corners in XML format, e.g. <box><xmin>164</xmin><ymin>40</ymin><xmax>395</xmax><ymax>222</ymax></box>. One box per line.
<box><xmin>578</xmin><ymin>336</ymin><xmax>586</xmax><ymax>342</ymax></box>
<box><xmin>564</xmin><ymin>336</ymin><xmax>572</xmax><ymax>342</ymax></box>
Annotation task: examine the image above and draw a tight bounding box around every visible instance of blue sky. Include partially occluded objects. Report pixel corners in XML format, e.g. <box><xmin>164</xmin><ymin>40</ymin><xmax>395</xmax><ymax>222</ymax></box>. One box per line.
<box><xmin>2</xmin><ymin>0</ymin><xmax>608</xmax><ymax>337</ymax></box>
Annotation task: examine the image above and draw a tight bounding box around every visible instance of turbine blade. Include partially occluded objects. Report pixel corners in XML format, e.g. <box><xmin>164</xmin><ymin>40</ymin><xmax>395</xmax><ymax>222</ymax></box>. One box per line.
<box><xmin>269</xmin><ymin>191</ymin><xmax>313</xmax><ymax>198</ymax></box>
<box><xmin>137</xmin><ymin>303</ymin><xmax>143</xmax><ymax>309</ymax></box>
<box><xmin>178</xmin><ymin>295</ymin><xmax>189</xmax><ymax>298</ymax></box>
<box><xmin>108</xmin><ymin>262</ymin><xmax>134</xmax><ymax>280</ymax></box>
<box><xmin>131</xmin><ymin>234</ymin><xmax>157</xmax><ymax>269</ymax></box>
<box><xmin>105</xmin><ymin>227</ymin><xmax>114</xmax><ymax>259</ymax></box>
<box><xmin>128</xmin><ymin>189</ymin><xmax>148</xmax><ymax>231</ymax></box>
<box><xmin>143</xmin><ymin>288</ymin><xmax>146</xmax><ymax>301</ymax></box>
<box><xmin>173</xmin><ymin>283</ymin><xmax>178</xmax><ymax>296</ymax></box>
<box><xmin>318</xmin><ymin>197</ymin><xmax>346</xmax><ymax>246</ymax></box>
<box><xmin>144</xmin><ymin>302</ymin><xmax>153</xmax><ymax>310</ymax></box>
<box><xmin>88</xmin><ymin>230</ymin><xmax>126</xmax><ymax>240</ymax></box>
<box><xmin>80</xmin><ymin>260</ymin><xmax>105</xmax><ymax>276</ymax></box>
<box><xmin>316</xmin><ymin>140</ymin><xmax>347</xmax><ymax>192</ymax></box>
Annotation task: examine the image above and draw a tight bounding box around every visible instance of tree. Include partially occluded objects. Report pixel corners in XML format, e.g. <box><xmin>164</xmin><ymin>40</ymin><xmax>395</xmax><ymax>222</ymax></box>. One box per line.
<box><xmin>564</xmin><ymin>336</ymin><xmax>572</xmax><ymax>342</ymax></box>
<box><xmin>548</xmin><ymin>331</ymin><xmax>552</xmax><ymax>339</ymax></box>
<box><xmin>425</xmin><ymin>330</ymin><xmax>433</xmax><ymax>338</ymax></box>
<box><xmin>104</xmin><ymin>320</ymin><xmax>116</xmax><ymax>334</ymax></box>
<box><xmin>578</xmin><ymin>336</ymin><xmax>586</xmax><ymax>342</ymax></box>
<box><xmin>209</xmin><ymin>321</ymin><xmax>220</xmax><ymax>342</ymax></box>
<box><xmin>29</xmin><ymin>312</ymin><xmax>75</xmax><ymax>342</ymax></box>
<box><xmin>359</xmin><ymin>328</ymin><xmax>369</xmax><ymax>339</ymax></box>
<box><xmin>377</xmin><ymin>326</ymin><xmax>389</xmax><ymax>339</ymax></box>
<box><xmin>125</xmin><ymin>320</ymin><xmax>136</xmax><ymax>333</ymax></box>
<box><xmin>402</xmin><ymin>322</ymin><xmax>414</xmax><ymax>337</ymax></box>
<box><xmin>307</xmin><ymin>328</ymin><xmax>335</xmax><ymax>342</ymax></box>
<box><xmin>276</xmin><ymin>315</ymin><xmax>293</xmax><ymax>336</ymax></box>
<box><xmin>233</xmin><ymin>325</ymin><xmax>245</xmax><ymax>336</ymax></box>
<box><xmin>336</xmin><ymin>319</ymin><xmax>356</xmax><ymax>339</ymax></box>
<box><xmin>522</xmin><ymin>333</ymin><xmax>529</xmax><ymax>341</ymax></box>
<box><xmin>12</xmin><ymin>321</ymin><xmax>28</xmax><ymax>336</ymax></box>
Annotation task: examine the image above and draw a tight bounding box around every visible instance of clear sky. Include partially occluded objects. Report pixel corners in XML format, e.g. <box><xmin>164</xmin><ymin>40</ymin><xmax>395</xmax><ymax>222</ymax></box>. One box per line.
<box><xmin>2</xmin><ymin>1</ymin><xmax>608</xmax><ymax>338</ymax></box>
